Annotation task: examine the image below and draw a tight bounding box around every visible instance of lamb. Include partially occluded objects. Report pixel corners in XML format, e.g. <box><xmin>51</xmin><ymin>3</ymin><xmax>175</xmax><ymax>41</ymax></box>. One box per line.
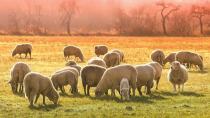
<box><xmin>51</xmin><ymin>70</ymin><xmax>78</xmax><ymax>94</ymax></box>
<box><xmin>24</xmin><ymin>72</ymin><xmax>59</xmax><ymax>106</ymax></box>
<box><xmin>81</xmin><ymin>65</ymin><xmax>106</xmax><ymax>96</ymax></box>
<box><xmin>95</xmin><ymin>64</ymin><xmax>137</xmax><ymax>97</ymax></box>
<box><xmin>175</xmin><ymin>51</ymin><xmax>203</xmax><ymax>71</ymax></box>
<box><xmin>111</xmin><ymin>49</ymin><xmax>124</xmax><ymax>62</ymax></box>
<box><xmin>150</xmin><ymin>49</ymin><xmax>165</xmax><ymax>66</ymax></box>
<box><xmin>88</xmin><ymin>57</ymin><xmax>107</xmax><ymax>68</ymax></box>
<box><xmin>95</xmin><ymin>45</ymin><xmax>108</xmax><ymax>57</ymax></box>
<box><xmin>135</xmin><ymin>64</ymin><xmax>155</xmax><ymax>95</ymax></box>
<box><xmin>163</xmin><ymin>52</ymin><xmax>176</xmax><ymax>65</ymax></box>
<box><xmin>103</xmin><ymin>52</ymin><xmax>120</xmax><ymax>68</ymax></box>
<box><xmin>120</xmin><ymin>78</ymin><xmax>130</xmax><ymax>101</ymax></box>
<box><xmin>12</xmin><ymin>43</ymin><xmax>32</xmax><ymax>59</ymax></box>
<box><xmin>148</xmin><ymin>62</ymin><xmax>162</xmax><ymax>90</ymax></box>
<box><xmin>168</xmin><ymin>61</ymin><xmax>188</xmax><ymax>92</ymax></box>
<box><xmin>9</xmin><ymin>62</ymin><xmax>31</xmax><ymax>93</ymax></box>
<box><xmin>63</xmin><ymin>46</ymin><xmax>84</xmax><ymax>62</ymax></box>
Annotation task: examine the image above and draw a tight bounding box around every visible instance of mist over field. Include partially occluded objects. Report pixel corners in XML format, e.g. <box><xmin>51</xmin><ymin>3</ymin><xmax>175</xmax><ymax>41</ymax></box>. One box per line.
<box><xmin>0</xmin><ymin>0</ymin><xmax>209</xmax><ymax>35</ymax></box>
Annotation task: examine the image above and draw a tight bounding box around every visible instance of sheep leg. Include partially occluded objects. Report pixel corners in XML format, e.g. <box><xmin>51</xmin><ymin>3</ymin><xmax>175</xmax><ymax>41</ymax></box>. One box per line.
<box><xmin>137</xmin><ymin>86</ymin><xmax>142</xmax><ymax>96</ymax></box>
<box><xmin>146</xmin><ymin>86</ymin><xmax>151</xmax><ymax>95</ymax></box>
<box><xmin>15</xmin><ymin>83</ymin><xmax>18</xmax><ymax>93</ymax></box>
<box><xmin>19</xmin><ymin>54</ymin><xmax>22</xmax><ymax>58</ymax></box>
<box><xmin>29</xmin><ymin>52</ymin><xmax>31</xmax><ymax>59</ymax></box>
<box><xmin>29</xmin><ymin>91</ymin><xmax>36</xmax><ymax>106</ymax></box>
<box><xmin>105</xmin><ymin>90</ymin><xmax>108</xmax><ymax>96</ymax></box>
<box><xmin>156</xmin><ymin>78</ymin><xmax>160</xmax><ymax>90</ymax></box>
<box><xmin>43</xmin><ymin>95</ymin><xmax>46</xmax><ymax>105</ymax></box>
<box><xmin>18</xmin><ymin>83</ymin><xmax>22</xmax><ymax>93</ymax></box>
<box><xmin>178</xmin><ymin>85</ymin><xmax>180</xmax><ymax>92</ymax></box>
<box><xmin>182</xmin><ymin>84</ymin><xmax>184</xmax><ymax>92</ymax></box>
<box><xmin>173</xmin><ymin>84</ymin><xmax>176</xmax><ymax>92</ymax></box>
<box><xmin>83</xmin><ymin>85</ymin><xmax>87</xmax><ymax>95</ymax></box>
<box><xmin>59</xmin><ymin>85</ymin><xmax>64</xmax><ymax>93</ymax></box>
<box><xmin>87</xmin><ymin>85</ymin><xmax>90</xmax><ymax>96</ymax></box>
<box><xmin>25</xmin><ymin>53</ymin><xmax>27</xmax><ymax>58</ymax></box>
<box><xmin>34</xmin><ymin>94</ymin><xmax>40</xmax><ymax>104</ymax></box>
<box><xmin>111</xmin><ymin>89</ymin><xmax>115</xmax><ymax>97</ymax></box>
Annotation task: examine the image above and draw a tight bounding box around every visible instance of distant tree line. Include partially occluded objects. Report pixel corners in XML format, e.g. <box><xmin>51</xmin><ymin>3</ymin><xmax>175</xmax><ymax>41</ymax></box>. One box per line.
<box><xmin>4</xmin><ymin>0</ymin><xmax>210</xmax><ymax>36</ymax></box>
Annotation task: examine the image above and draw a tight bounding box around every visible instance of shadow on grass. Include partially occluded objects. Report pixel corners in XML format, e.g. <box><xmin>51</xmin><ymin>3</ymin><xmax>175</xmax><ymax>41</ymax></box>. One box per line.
<box><xmin>159</xmin><ymin>91</ymin><xmax>204</xmax><ymax>97</ymax></box>
<box><xmin>59</xmin><ymin>92</ymin><xmax>86</xmax><ymax>98</ymax></box>
<box><xmin>29</xmin><ymin>104</ymin><xmax>62</xmax><ymax>111</ymax></box>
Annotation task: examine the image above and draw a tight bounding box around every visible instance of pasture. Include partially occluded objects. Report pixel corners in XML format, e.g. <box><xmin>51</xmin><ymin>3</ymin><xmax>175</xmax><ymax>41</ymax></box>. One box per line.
<box><xmin>0</xmin><ymin>36</ymin><xmax>209</xmax><ymax>117</ymax></box>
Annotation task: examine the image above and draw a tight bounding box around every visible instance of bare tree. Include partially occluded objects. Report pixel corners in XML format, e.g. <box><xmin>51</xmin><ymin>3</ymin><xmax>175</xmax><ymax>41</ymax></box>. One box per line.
<box><xmin>191</xmin><ymin>5</ymin><xmax>210</xmax><ymax>34</ymax></box>
<box><xmin>59</xmin><ymin>0</ymin><xmax>78</xmax><ymax>36</ymax></box>
<box><xmin>8</xmin><ymin>11</ymin><xmax>21</xmax><ymax>35</ymax></box>
<box><xmin>157</xmin><ymin>2</ymin><xmax>179</xmax><ymax>35</ymax></box>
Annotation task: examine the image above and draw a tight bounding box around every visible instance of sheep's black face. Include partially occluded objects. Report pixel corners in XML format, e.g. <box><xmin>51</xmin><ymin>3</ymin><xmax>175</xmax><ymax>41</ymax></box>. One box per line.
<box><xmin>52</xmin><ymin>93</ymin><xmax>59</xmax><ymax>105</ymax></box>
<box><xmin>12</xmin><ymin>51</ymin><xmax>16</xmax><ymax>57</ymax></box>
<box><xmin>9</xmin><ymin>81</ymin><xmax>17</xmax><ymax>93</ymax></box>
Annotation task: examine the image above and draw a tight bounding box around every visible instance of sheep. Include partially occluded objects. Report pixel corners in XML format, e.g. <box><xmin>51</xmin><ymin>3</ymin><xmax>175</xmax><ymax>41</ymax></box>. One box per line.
<box><xmin>175</xmin><ymin>51</ymin><xmax>203</xmax><ymax>71</ymax></box>
<box><xmin>24</xmin><ymin>72</ymin><xmax>59</xmax><ymax>106</ymax></box>
<box><xmin>163</xmin><ymin>52</ymin><xmax>176</xmax><ymax>65</ymax></box>
<box><xmin>120</xmin><ymin>78</ymin><xmax>130</xmax><ymax>101</ymax></box>
<box><xmin>51</xmin><ymin>70</ymin><xmax>78</xmax><ymax>94</ymax></box>
<box><xmin>95</xmin><ymin>45</ymin><xmax>108</xmax><ymax>57</ymax></box>
<box><xmin>81</xmin><ymin>65</ymin><xmax>106</xmax><ymax>96</ymax></box>
<box><xmin>65</xmin><ymin>60</ymin><xmax>77</xmax><ymax>66</ymax></box>
<box><xmin>168</xmin><ymin>61</ymin><xmax>188</xmax><ymax>92</ymax></box>
<box><xmin>88</xmin><ymin>57</ymin><xmax>107</xmax><ymax>68</ymax></box>
<box><xmin>151</xmin><ymin>49</ymin><xmax>165</xmax><ymax>66</ymax></box>
<box><xmin>55</xmin><ymin>67</ymin><xmax>79</xmax><ymax>79</ymax></box>
<box><xmin>111</xmin><ymin>49</ymin><xmax>124</xmax><ymax>62</ymax></box>
<box><xmin>12</xmin><ymin>44</ymin><xmax>32</xmax><ymax>59</ymax></box>
<box><xmin>95</xmin><ymin>64</ymin><xmax>137</xmax><ymax>97</ymax></box>
<box><xmin>63</xmin><ymin>46</ymin><xmax>84</xmax><ymax>62</ymax></box>
<box><xmin>148</xmin><ymin>62</ymin><xmax>162</xmax><ymax>90</ymax></box>
<box><xmin>135</xmin><ymin>64</ymin><xmax>155</xmax><ymax>95</ymax></box>
<box><xmin>9</xmin><ymin>62</ymin><xmax>31</xmax><ymax>93</ymax></box>
<box><xmin>103</xmin><ymin>52</ymin><xmax>120</xmax><ymax>68</ymax></box>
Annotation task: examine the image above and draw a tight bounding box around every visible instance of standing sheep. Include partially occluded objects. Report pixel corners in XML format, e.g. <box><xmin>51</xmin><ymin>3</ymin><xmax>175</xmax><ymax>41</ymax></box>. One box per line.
<box><xmin>95</xmin><ymin>45</ymin><xmax>108</xmax><ymax>57</ymax></box>
<box><xmin>88</xmin><ymin>57</ymin><xmax>107</xmax><ymax>68</ymax></box>
<box><xmin>103</xmin><ymin>52</ymin><xmax>120</xmax><ymax>68</ymax></box>
<box><xmin>175</xmin><ymin>51</ymin><xmax>203</xmax><ymax>71</ymax></box>
<box><xmin>95</xmin><ymin>65</ymin><xmax>137</xmax><ymax>97</ymax></box>
<box><xmin>120</xmin><ymin>78</ymin><xmax>130</xmax><ymax>101</ymax></box>
<box><xmin>168</xmin><ymin>61</ymin><xmax>188</xmax><ymax>92</ymax></box>
<box><xmin>135</xmin><ymin>64</ymin><xmax>155</xmax><ymax>95</ymax></box>
<box><xmin>24</xmin><ymin>72</ymin><xmax>59</xmax><ymax>106</ymax></box>
<box><xmin>148</xmin><ymin>62</ymin><xmax>162</xmax><ymax>90</ymax></box>
<box><xmin>150</xmin><ymin>49</ymin><xmax>165</xmax><ymax>66</ymax></box>
<box><xmin>12</xmin><ymin>44</ymin><xmax>32</xmax><ymax>59</ymax></box>
<box><xmin>111</xmin><ymin>49</ymin><xmax>124</xmax><ymax>62</ymax></box>
<box><xmin>51</xmin><ymin>70</ymin><xmax>78</xmax><ymax>94</ymax></box>
<box><xmin>9</xmin><ymin>62</ymin><xmax>31</xmax><ymax>93</ymax></box>
<box><xmin>63</xmin><ymin>46</ymin><xmax>84</xmax><ymax>62</ymax></box>
<box><xmin>55</xmin><ymin>67</ymin><xmax>79</xmax><ymax>79</ymax></box>
<box><xmin>81</xmin><ymin>65</ymin><xmax>106</xmax><ymax>96</ymax></box>
<box><xmin>163</xmin><ymin>52</ymin><xmax>176</xmax><ymax>65</ymax></box>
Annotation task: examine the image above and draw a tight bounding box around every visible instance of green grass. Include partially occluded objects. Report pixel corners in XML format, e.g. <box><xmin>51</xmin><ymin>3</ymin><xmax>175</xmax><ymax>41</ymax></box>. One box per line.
<box><xmin>0</xmin><ymin>36</ymin><xmax>209</xmax><ymax>118</ymax></box>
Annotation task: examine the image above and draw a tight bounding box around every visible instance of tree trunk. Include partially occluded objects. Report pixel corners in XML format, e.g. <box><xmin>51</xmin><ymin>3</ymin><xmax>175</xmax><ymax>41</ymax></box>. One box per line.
<box><xmin>162</xmin><ymin>18</ymin><xmax>167</xmax><ymax>35</ymax></box>
<box><xmin>199</xmin><ymin>17</ymin><xmax>203</xmax><ymax>34</ymax></box>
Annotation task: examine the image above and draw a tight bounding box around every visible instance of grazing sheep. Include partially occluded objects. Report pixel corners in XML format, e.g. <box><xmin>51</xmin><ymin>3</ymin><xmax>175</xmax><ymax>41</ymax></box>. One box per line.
<box><xmin>135</xmin><ymin>64</ymin><xmax>155</xmax><ymax>95</ymax></box>
<box><xmin>12</xmin><ymin>44</ymin><xmax>32</xmax><ymax>59</ymax></box>
<box><xmin>88</xmin><ymin>57</ymin><xmax>107</xmax><ymax>68</ymax></box>
<box><xmin>95</xmin><ymin>64</ymin><xmax>137</xmax><ymax>97</ymax></box>
<box><xmin>65</xmin><ymin>60</ymin><xmax>77</xmax><ymax>66</ymax></box>
<box><xmin>103</xmin><ymin>52</ymin><xmax>120</xmax><ymax>68</ymax></box>
<box><xmin>63</xmin><ymin>46</ymin><xmax>84</xmax><ymax>62</ymax></box>
<box><xmin>148</xmin><ymin>62</ymin><xmax>162</xmax><ymax>90</ymax></box>
<box><xmin>175</xmin><ymin>51</ymin><xmax>203</xmax><ymax>71</ymax></box>
<box><xmin>95</xmin><ymin>45</ymin><xmax>108</xmax><ymax>57</ymax></box>
<box><xmin>9</xmin><ymin>62</ymin><xmax>31</xmax><ymax>93</ymax></box>
<box><xmin>81</xmin><ymin>65</ymin><xmax>106</xmax><ymax>96</ymax></box>
<box><xmin>111</xmin><ymin>49</ymin><xmax>124</xmax><ymax>62</ymax></box>
<box><xmin>120</xmin><ymin>78</ymin><xmax>130</xmax><ymax>101</ymax></box>
<box><xmin>151</xmin><ymin>49</ymin><xmax>165</xmax><ymax>66</ymax></box>
<box><xmin>24</xmin><ymin>72</ymin><xmax>59</xmax><ymax>106</ymax></box>
<box><xmin>51</xmin><ymin>70</ymin><xmax>78</xmax><ymax>94</ymax></box>
<box><xmin>163</xmin><ymin>52</ymin><xmax>176</xmax><ymax>65</ymax></box>
<box><xmin>55</xmin><ymin>67</ymin><xmax>79</xmax><ymax>79</ymax></box>
<box><xmin>168</xmin><ymin>61</ymin><xmax>188</xmax><ymax>92</ymax></box>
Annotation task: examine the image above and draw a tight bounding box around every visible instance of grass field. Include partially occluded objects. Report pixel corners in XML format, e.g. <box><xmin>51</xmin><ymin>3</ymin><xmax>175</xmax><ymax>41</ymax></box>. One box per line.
<box><xmin>0</xmin><ymin>36</ymin><xmax>210</xmax><ymax>118</ymax></box>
